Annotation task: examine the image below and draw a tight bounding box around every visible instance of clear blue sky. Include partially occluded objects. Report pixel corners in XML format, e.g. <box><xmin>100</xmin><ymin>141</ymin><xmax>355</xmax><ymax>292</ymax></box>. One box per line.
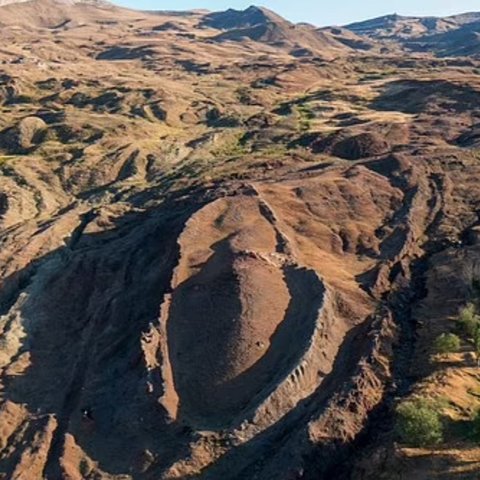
<box><xmin>112</xmin><ymin>0</ymin><xmax>480</xmax><ymax>26</ymax></box>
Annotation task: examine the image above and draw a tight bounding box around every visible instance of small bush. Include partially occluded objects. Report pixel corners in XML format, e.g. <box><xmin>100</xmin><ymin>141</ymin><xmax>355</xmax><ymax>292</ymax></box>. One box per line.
<box><xmin>458</xmin><ymin>303</ymin><xmax>480</xmax><ymax>338</ymax></box>
<box><xmin>434</xmin><ymin>333</ymin><xmax>461</xmax><ymax>356</ymax></box>
<box><xmin>396</xmin><ymin>398</ymin><xmax>443</xmax><ymax>447</ymax></box>
<box><xmin>474</xmin><ymin>327</ymin><xmax>480</xmax><ymax>363</ymax></box>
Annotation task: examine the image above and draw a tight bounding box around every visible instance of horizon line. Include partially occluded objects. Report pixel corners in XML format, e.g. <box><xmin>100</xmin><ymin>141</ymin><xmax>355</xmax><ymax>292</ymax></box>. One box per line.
<box><xmin>108</xmin><ymin>2</ymin><xmax>480</xmax><ymax>28</ymax></box>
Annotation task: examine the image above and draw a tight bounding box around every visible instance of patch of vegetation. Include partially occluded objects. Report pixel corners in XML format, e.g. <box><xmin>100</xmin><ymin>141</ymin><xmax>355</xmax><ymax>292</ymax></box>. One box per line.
<box><xmin>296</xmin><ymin>104</ymin><xmax>315</xmax><ymax>132</ymax></box>
<box><xmin>450</xmin><ymin>409</ymin><xmax>480</xmax><ymax>442</ymax></box>
<box><xmin>255</xmin><ymin>145</ymin><xmax>288</xmax><ymax>158</ymax></box>
<box><xmin>456</xmin><ymin>298</ymin><xmax>480</xmax><ymax>362</ymax></box>
<box><xmin>79</xmin><ymin>458</ymin><xmax>90</xmax><ymax>477</ymax></box>
<box><xmin>434</xmin><ymin>333</ymin><xmax>461</xmax><ymax>356</ymax></box>
<box><xmin>457</xmin><ymin>303</ymin><xmax>480</xmax><ymax>338</ymax></box>
<box><xmin>474</xmin><ymin>327</ymin><xmax>480</xmax><ymax>365</ymax></box>
<box><xmin>0</xmin><ymin>156</ymin><xmax>14</xmax><ymax>166</ymax></box>
<box><xmin>395</xmin><ymin>398</ymin><xmax>443</xmax><ymax>447</ymax></box>
<box><xmin>360</xmin><ymin>69</ymin><xmax>398</xmax><ymax>82</ymax></box>
<box><xmin>211</xmin><ymin>132</ymin><xmax>249</xmax><ymax>158</ymax></box>
<box><xmin>472</xmin><ymin>410</ymin><xmax>480</xmax><ymax>440</ymax></box>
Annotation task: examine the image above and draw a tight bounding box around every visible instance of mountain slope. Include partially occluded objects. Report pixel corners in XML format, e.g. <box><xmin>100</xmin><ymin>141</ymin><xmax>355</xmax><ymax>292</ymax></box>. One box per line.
<box><xmin>202</xmin><ymin>5</ymin><xmax>360</xmax><ymax>58</ymax></box>
<box><xmin>1</xmin><ymin>2</ymin><xmax>480</xmax><ymax>480</ymax></box>
<box><xmin>346</xmin><ymin>13</ymin><xmax>459</xmax><ymax>39</ymax></box>
<box><xmin>346</xmin><ymin>11</ymin><xmax>480</xmax><ymax>57</ymax></box>
<box><xmin>200</xmin><ymin>5</ymin><xmax>285</xmax><ymax>29</ymax></box>
<box><xmin>0</xmin><ymin>0</ymin><xmax>127</xmax><ymax>28</ymax></box>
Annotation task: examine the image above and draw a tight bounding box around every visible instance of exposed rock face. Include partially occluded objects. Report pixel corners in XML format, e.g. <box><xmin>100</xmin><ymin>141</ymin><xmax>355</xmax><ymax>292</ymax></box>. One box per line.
<box><xmin>1</xmin><ymin>1</ymin><xmax>480</xmax><ymax>479</ymax></box>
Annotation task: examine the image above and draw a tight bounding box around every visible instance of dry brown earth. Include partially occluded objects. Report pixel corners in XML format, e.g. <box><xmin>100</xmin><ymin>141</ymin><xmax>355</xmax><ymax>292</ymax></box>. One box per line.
<box><xmin>1</xmin><ymin>1</ymin><xmax>480</xmax><ymax>479</ymax></box>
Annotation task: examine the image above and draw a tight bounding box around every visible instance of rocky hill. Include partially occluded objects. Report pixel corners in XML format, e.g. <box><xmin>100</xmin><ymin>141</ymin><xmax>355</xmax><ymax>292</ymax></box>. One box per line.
<box><xmin>1</xmin><ymin>1</ymin><xmax>480</xmax><ymax>479</ymax></box>
<box><xmin>346</xmin><ymin>11</ymin><xmax>480</xmax><ymax>57</ymax></box>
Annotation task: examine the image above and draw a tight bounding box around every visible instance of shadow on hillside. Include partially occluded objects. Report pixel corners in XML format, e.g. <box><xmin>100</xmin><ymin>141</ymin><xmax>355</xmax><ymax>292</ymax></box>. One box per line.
<box><xmin>168</xmin><ymin>256</ymin><xmax>325</xmax><ymax>428</ymax></box>
<box><xmin>0</xmin><ymin>189</ymin><xmax>392</xmax><ymax>480</ymax></box>
<box><xmin>0</xmin><ymin>195</ymin><xmax>203</xmax><ymax>478</ymax></box>
<box><xmin>178</xmin><ymin>319</ymin><xmax>380</xmax><ymax>480</ymax></box>
<box><xmin>370</xmin><ymin>79</ymin><xmax>480</xmax><ymax>115</ymax></box>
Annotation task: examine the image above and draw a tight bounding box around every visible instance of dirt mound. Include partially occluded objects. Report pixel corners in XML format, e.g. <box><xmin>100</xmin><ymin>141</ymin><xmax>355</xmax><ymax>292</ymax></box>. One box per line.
<box><xmin>164</xmin><ymin>196</ymin><xmax>325</xmax><ymax>426</ymax></box>
<box><xmin>330</xmin><ymin>132</ymin><xmax>390</xmax><ymax>160</ymax></box>
<box><xmin>304</xmin><ymin>131</ymin><xmax>391</xmax><ymax>160</ymax></box>
<box><xmin>0</xmin><ymin>116</ymin><xmax>47</xmax><ymax>153</ymax></box>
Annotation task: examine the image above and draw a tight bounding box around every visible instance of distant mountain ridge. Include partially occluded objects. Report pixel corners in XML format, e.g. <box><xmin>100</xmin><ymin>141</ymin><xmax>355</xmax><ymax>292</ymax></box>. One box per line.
<box><xmin>1</xmin><ymin>1</ymin><xmax>479</xmax><ymax>58</ymax></box>
<box><xmin>199</xmin><ymin>6</ymin><xmax>480</xmax><ymax>58</ymax></box>
<box><xmin>345</xmin><ymin>11</ymin><xmax>480</xmax><ymax>57</ymax></box>
<box><xmin>199</xmin><ymin>5</ymin><xmax>377</xmax><ymax>58</ymax></box>
<box><xmin>200</xmin><ymin>5</ymin><xmax>285</xmax><ymax>30</ymax></box>
<box><xmin>0</xmin><ymin>0</ymin><xmax>127</xmax><ymax>29</ymax></box>
<box><xmin>0</xmin><ymin>0</ymin><xmax>106</xmax><ymax>5</ymax></box>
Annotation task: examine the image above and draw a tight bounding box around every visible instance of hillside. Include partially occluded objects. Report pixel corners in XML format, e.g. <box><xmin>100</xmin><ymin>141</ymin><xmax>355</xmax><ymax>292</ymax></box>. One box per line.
<box><xmin>346</xmin><ymin>11</ymin><xmax>480</xmax><ymax>57</ymax></box>
<box><xmin>201</xmin><ymin>5</ymin><xmax>359</xmax><ymax>58</ymax></box>
<box><xmin>1</xmin><ymin>1</ymin><xmax>480</xmax><ymax>479</ymax></box>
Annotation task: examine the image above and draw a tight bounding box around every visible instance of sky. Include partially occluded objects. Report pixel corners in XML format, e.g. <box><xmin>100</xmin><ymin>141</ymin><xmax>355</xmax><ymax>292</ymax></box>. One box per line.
<box><xmin>112</xmin><ymin>0</ymin><xmax>480</xmax><ymax>26</ymax></box>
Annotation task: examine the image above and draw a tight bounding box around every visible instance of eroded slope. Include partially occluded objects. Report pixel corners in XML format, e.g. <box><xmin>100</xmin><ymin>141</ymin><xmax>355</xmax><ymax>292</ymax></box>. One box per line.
<box><xmin>1</xmin><ymin>2</ymin><xmax>480</xmax><ymax>479</ymax></box>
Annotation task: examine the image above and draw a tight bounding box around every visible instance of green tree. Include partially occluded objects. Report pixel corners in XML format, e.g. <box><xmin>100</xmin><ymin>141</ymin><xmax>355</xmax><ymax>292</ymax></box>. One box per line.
<box><xmin>458</xmin><ymin>303</ymin><xmax>480</xmax><ymax>338</ymax></box>
<box><xmin>434</xmin><ymin>333</ymin><xmax>461</xmax><ymax>357</ymax></box>
<box><xmin>474</xmin><ymin>326</ymin><xmax>480</xmax><ymax>367</ymax></box>
<box><xmin>395</xmin><ymin>398</ymin><xmax>443</xmax><ymax>447</ymax></box>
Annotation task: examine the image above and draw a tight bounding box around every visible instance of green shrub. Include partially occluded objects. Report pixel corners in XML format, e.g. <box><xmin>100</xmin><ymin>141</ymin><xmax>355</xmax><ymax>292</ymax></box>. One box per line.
<box><xmin>395</xmin><ymin>398</ymin><xmax>443</xmax><ymax>447</ymax></box>
<box><xmin>458</xmin><ymin>303</ymin><xmax>480</xmax><ymax>338</ymax></box>
<box><xmin>474</xmin><ymin>326</ymin><xmax>480</xmax><ymax>363</ymax></box>
<box><xmin>434</xmin><ymin>333</ymin><xmax>461</xmax><ymax>356</ymax></box>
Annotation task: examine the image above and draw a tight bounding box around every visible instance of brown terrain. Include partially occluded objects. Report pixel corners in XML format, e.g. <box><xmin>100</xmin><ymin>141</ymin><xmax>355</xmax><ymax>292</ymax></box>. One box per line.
<box><xmin>1</xmin><ymin>1</ymin><xmax>480</xmax><ymax>479</ymax></box>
